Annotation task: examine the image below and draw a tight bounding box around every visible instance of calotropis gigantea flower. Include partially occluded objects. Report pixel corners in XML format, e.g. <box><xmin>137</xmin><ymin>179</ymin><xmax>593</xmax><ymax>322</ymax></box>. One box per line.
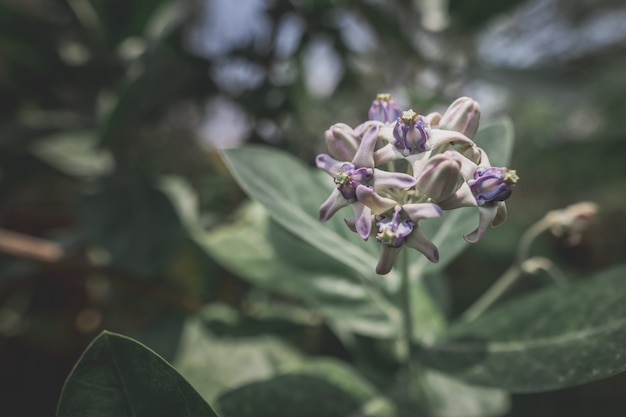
<box><xmin>464</xmin><ymin>150</ymin><xmax>519</xmax><ymax>243</ymax></box>
<box><xmin>317</xmin><ymin>124</ymin><xmax>418</xmax><ymax>240</ymax></box>
<box><xmin>316</xmin><ymin>93</ymin><xmax>518</xmax><ymax>274</ymax></box>
<box><xmin>372</xmin><ymin>203</ymin><xmax>442</xmax><ymax>275</ymax></box>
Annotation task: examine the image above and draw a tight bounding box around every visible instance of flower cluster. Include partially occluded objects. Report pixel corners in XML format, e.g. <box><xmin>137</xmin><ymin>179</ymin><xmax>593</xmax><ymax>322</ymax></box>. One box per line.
<box><xmin>317</xmin><ymin>94</ymin><xmax>518</xmax><ymax>275</ymax></box>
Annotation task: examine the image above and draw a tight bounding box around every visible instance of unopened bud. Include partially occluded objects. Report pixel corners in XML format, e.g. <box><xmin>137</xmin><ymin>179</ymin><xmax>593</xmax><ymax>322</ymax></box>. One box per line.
<box><xmin>324</xmin><ymin>123</ymin><xmax>359</xmax><ymax>161</ymax></box>
<box><xmin>439</xmin><ymin>97</ymin><xmax>481</xmax><ymax>138</ymax></box>
<box><xmin>415</xmin><ymin>152</ymin><xmax>464</xmax><ymax>202</ymax></box>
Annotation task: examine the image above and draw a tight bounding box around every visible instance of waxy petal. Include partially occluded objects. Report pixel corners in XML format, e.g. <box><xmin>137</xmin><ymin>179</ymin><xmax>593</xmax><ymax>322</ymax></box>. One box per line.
<box><xmin>319</xmin><ymin>188</ymin><xmax>349</xmax><ymax>222</ymax></box>
<box><xmin>428</xmin><ymin>129</ymin><xmax>475</xmax><ymax>151</ymax></box>
<box><xmin>352</xmin><ymin>123</ymin><xmax>379</xmax><ymax>168</ymax></box>
<box><xmin>403</xmin><ymin>203</ymin><xmax>442</xmax><ymax>222</ymax></box>
<box><xmin>464</xmin><ymin>204</ymin><xmax>498</xmax><ymax>243</ymax></box>
<box><xmin>356</xmin><ymin>185</ymin><xmax>398</xmax><ymax>214</ymax></box>
<box><xmin>376</xmin><ymin>245</ymin><xmax>401</xmax><ymax>275</ymax></box>
<box><xmin>437</xmin><ymin>182</ymin><xmax>477</xmax><ymax>210</ymax></box>
<box><xmin>315</xmin><ymin>154</ymin><xmax>344</xmax><ymax>176</ymax></box>
<box><xmin>374</xmin><ymin>143</ymin><xmax>406</xmax><ymax>165</ymax></box>
<box><xmin>372</xmin><ymin>169</ymin><xmax>417</xmax><ymax>191</ymax></box>
<box><xmin>405</xmin><ymin>228</ymin><xmax>439</xmax><ymax>263</ymax></box>
<box><xmin>439</xmin><ymin>96</ymin><xmax>481</xmax><ymax>138</ymax></box>
<box><xmin>352</xmin><ymin>202</ymin><xmax>373</xmax><ymax>240</ymax></box>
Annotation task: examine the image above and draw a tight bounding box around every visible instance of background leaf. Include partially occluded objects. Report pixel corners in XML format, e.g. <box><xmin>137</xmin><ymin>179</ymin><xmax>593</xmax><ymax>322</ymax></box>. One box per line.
<box><xmin>418</xmin><ymin>264</ymin><xmax>626</xmax><ymax>392</ymax></box>
<box><xmin>57</xmin><ymin>331</ymin><xmax>219</xmax><ymax>417</ymax></box>
<box><xmin>219</xmin><ymin>146</ymin><xmax>395</xmax><ymax>282</ymax></box>
<box><xmin>198</xmin><ymin>201</ymin><xmax>400</xmax><ymax>337</ymax></box>
<box><xmin>216</xmin><ymin>358</ymin><xmax>394</xmax><ymax>417</ymax></box>
<box><xmin>173</xmin><ymin>307</ymin><xmax>302</xmax><ymax>403</ymax></box>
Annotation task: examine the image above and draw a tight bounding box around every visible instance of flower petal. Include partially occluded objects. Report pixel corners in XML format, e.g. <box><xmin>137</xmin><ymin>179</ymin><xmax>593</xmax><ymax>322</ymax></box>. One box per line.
<box><xmin>405</xmin><ymin>228</ymin><xmax>439</xmax><ymax>263</ymax></box>
<box><xmin>376</xmin><ymin>245</ymin><xmax>401</xmax><ymax>275</ymax></box>
<box><xmin>373</xmin><ymin>143</ymin><xmax>405</xmax><ymax>165</ymax></box>
<box><xmin>437</xmin><ymin>182</ymin><xmax>477</xmax><ymax>210</ymax></box>
<box><xmin>352</xmin><ymin>123</ymin><xmax>379</xmax><ymax>168</ymax></box>
<box><xmin>315</xmin><ymin>154</ymin><xmax>343</xmax><ymax>175</ymax></box>
<box><xmin>403</xmin><ymin>203</ymin><xmax>442</xmax><ymax>221</ymax></box>
<box><xmin>464</xmin><ymin>204</ymin><xmax>498</xmax><ymax>243</ymax></box>
<box><xmin>493</xmin><ymin>202</ymin><xmax>507</xmax><ymax>227</ymax></box>
<box><xmin>319</xmin><ymin>188</ymin><xmax>349</xmax><ymax>222</ymax></box>
<box><xmin>372</xmin><ymin>169</ymin><xmax>417</xmax><ymax>191</ymax></box>
<box><xmin>355</xmin><ymin>185</ymin><xmax>397</xmax><ymax>214</ymax></box>
<box><xmin>428</xmin><ymin>128</ymin><xmax>475</xmax><ymax>150</ymax></box>
<box><xmin>352</xmin><ymin>202</ymin><xmax>373</xmax><ymax>240</ymax></box>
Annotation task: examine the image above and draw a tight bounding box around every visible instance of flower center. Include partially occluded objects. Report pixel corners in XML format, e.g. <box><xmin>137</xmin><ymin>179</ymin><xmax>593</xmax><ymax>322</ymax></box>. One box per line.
<box><xmin>376</xmin><ymin>206</ymin><xmax>415</xmax><ymax>248</ymax></box>
<box><xmin>333</xmin><ymin>163</ymin><xmax>374</xmax><ymax>201</ymax></box>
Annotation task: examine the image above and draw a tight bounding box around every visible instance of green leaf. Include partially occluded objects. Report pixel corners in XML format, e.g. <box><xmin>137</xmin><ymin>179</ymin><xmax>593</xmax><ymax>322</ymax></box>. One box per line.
<box><xmin>216</xmin><ymin>359</ymin><xmax>394</xmax><ymax>417</ymax></box>
<box><xmin>419</xmin><ymin>264</ymin><xmax>626</xmax><ymax>392</ymax></box>
<box><xmin>473</xmin><ymin>117</ymin><xmax>515</xmax><ymax>168</ymax></box>
<box><xmin>57</xmin><ymin>331</ymin><xmax>220</xmax><ymax>417</ymax></box>
<box><xmin>219</xmin><ymin>146</ymin><xmax>393</xmax><ymax>282</ymax></box>
<box><xmin>418</xmin><ymin>370</ymin><xmax>509</xmax><ymax>417</ymax></box>
<box><xmin>30</xmin><ymin>131</ymin><xmax>114</xmax><ymax>177</ymax></box>
<box><xmin>198</xmin><ymin>201</ymin><xmax>401</xmax><ymax>337</ymax></box>
<box><xmin>80</xmin><ymin>177</ymin><xmax>187</xmax><ymax>276</ymax></box>
<box><xmin>173</xmin><ymin>307</ymin><xmax>302</xmax><ymax>403</ymax></box>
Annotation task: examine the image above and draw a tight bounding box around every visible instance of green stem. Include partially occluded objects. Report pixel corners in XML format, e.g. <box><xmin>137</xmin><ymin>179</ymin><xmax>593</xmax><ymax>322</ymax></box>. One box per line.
<box><xmin>399</xmin><ymin>247</ymin><xmax>413</xmax><ymax>363</ymax></box>
<box><xmin>461</xmin><ymin>217</ymin><xmax>554</xmax><ymax>322</ymax></box>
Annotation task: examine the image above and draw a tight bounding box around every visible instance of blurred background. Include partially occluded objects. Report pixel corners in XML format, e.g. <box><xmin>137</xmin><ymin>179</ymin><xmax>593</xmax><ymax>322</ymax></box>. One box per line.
<box><xmin>1</xmin><ymin>0</ymin><xmax>625</xmax><ymax>416</ymax></box>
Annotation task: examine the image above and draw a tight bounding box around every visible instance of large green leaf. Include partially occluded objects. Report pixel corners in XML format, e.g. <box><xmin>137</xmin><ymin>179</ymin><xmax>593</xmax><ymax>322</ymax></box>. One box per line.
<box><xmin>418</xmin><ymin>264</ymin><xmax>626</xmax><ymax>392</ymax></box>
<box><xmin>219</xmin><ymin>146</ymin><xmax>393</xmax><ymax>283</ymax></box>
<box><xmin>57</xmin><ymin>331</ymin><xmax>220</xmax><ymax>417</ymax></box>
<box><xmin>418</xmin><ymin>370</ymin><xmax>509</xmax><ymax>417</ymax></box>
<box><xmin>216</xmin><ymin>359</ymin><xmax>394</xmax><ymax>417</ymax></box>
<box><xmin>199</xmin><ymin>202</ymin><xmax>401</xmax><ymax>337</ymax></box>
<box><xmin>80</xmin><ymin>177</ymin><xmax>187</xmax><ymax>276</ymax></box>
<box><xmin>173</xmin><ymin>309</ymin><xmax>302</xmax><ymax>403</ymax></box>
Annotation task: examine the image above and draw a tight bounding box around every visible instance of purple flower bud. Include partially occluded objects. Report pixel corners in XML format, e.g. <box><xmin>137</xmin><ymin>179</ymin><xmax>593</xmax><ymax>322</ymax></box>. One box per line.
<box><xmin>375</xmin><ymin>206</ymin><xmax>415</xmax><ymax>248</ymax></box>
<box><xmin>469</xmin><ymin>167</ymin><xmax>519</xmax><ymax>206</ymax></box>
<box><xmin>439</xmin><ymin>97</ymin><xmax>481</xmax><ymax>138</ymax></box>
<box><xmin>368</xmin><ymin>93</ymin><xmax>402</xmax><ymax>124</ymax></box>
<box><xmin>415</xmin><ymin>152</ymin><xmax>464</xmax><ymax>202</ymax></box>
<box><xmin>392</xmin><ymin>110</ymin><xmax>429</xmax><ymax>154</ymax></box>
<box><xmin>333</xmin><ymin>163</ymin><xmax>374</xmax><ymax>201</ymax></box>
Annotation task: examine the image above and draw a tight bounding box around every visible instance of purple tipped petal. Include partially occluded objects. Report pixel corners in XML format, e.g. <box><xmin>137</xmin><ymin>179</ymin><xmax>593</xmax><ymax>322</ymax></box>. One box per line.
<box><xmin>404</xmin><ymin>228</ymin><xmax>440</xmax><ymax>263</ymax></box>
<box><xmin>464</xmin><ymin>205</ymin><xmax>498</xmax><ymax>243</ymax></box>
<box><xmin>403</xmin><ymin>203</ymin><xmax>442</xmax><ymax>222</ymax></box>
<box><xmin>355</xmin><ymin>185</ymin><xmax>397</xmax><ymax>214</ymax></box>
<box><xmin>316</xmin><ymin>154</ymin><xmax>343</xmax><ymax>175</ymax></box>
<box><xmin>372</xmin><ymin>169</ymin><xmax>417</xmax><ymax>191</ymax></box>
<box><xmin>376</xmin><ymin>245</ymin><xmax>401</xmax><ymax>275</ymax></box>
<box><xmin>319</xmin><ymin>188</ymin><xmax>349</xmax><ymax>222</ymax></box>
<box><xmin>352</xmin><ymin>203</ymin><xmax>373</xmax><ymax>240</ymax></box>
<box><xmin>352</xmin><ymin>124</ymin><xmax>379</xmax><ymax>168</ymax></box>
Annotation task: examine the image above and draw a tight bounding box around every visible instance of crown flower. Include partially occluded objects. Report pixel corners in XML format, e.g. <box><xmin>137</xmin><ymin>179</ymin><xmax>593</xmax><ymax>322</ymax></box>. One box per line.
<box><xmin>315</xmin><ymin>94</ymin><xmax>518</xmax><ymax>274</ymax></box>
